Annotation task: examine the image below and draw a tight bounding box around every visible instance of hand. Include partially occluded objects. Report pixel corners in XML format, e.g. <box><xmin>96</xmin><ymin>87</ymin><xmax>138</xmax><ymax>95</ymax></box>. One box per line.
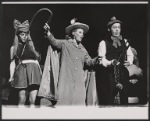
<box><xmin>111</xmin><ymin>59</ymin><xmax>120</xmax><ymax>66</ymax></box>
<box><xmin>44</xmin><ymin>23</ymin><xmax>50</xmax><ymax>31</ymax></box>
<box><xmin>129</xmin><ymin>79</ymin><xmax>138</xmax><ymax>84</ymax></box>
<box><xmin>116</xmin><ymin>83</ymin><xmax>123</xmax><ymax>90</ymax></box>
<box><xmin>43</xmin><ymin>23</ymin><xmax>51</xmax><ymax>36</ymax></box>
<box><xmin>9</xmin><ymin>77</ymin><xmax>14</xmax><ymax>82</ymax></box>
<box><xmin>124</xmin><ymin>60</ymin><xmax>130</xmax><ymax>67</ymax></box>
<box><xmin>97</xmin><ymin>56</ymin><xmax>102</xmax><ymax>64</ymax></box>
<box><xmin>8</xmin><ymin>77</ymin><xmax>14</xmax><ymax>86</ymax></box>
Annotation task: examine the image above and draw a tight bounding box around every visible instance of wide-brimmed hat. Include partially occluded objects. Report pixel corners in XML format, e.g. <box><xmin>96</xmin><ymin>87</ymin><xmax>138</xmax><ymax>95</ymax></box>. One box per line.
<box><xmin>14</xmin><ymin>19</ymin><xmax>29</xmax><ymax>33</ymax></box>
<box><xmin>107</xmin><ymin>16</ymin><xmax>122</xmax><ymax>27</ymax></box>
<box><xmin>65</xmin><ymin>18</ymin><xmax>89</xmax><ymax>35</ymax></box>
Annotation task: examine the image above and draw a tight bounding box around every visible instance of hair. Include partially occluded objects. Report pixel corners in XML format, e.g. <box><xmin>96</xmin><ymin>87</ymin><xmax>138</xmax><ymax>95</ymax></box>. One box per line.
<box><xmin>12</xmin><ymin>31</ymin><xmax>37</xmax><ymax>58</ymax></box>
<box><xmin>66</xmin><ymin>29</ymin><xmax>77</xmax><ymax>39</ymax></box>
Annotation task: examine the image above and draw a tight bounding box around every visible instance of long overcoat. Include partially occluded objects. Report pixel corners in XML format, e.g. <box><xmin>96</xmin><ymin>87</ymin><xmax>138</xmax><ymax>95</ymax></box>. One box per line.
<box><xmin>38</xmin><ymin>35</ymin><xmax>98</xmax><ymax>106</ymax></box>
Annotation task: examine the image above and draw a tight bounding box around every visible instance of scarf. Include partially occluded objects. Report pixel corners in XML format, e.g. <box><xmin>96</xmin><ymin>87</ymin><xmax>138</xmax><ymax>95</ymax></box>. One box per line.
<box><xmin>111</xmin><ymin>35</ymin><xmax>122</xmax><ymax>48</ymax></box>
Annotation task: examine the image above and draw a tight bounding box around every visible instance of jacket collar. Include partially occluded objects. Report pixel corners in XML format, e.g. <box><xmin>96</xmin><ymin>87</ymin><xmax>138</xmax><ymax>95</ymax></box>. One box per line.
<box><xmin>67</xmin><ymin>39</ymin><xmax>83</xmax><ymax>49</ymax></box>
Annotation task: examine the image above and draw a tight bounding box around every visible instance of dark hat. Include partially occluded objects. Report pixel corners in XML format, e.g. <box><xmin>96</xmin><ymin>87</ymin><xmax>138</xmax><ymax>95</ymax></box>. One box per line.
<box><xmin>107</xmin><ymin>16</ymin><xmax>122</xmax><ymax>27</ymax></box>
<box><xmin>14</xmin><ymin>19</ymin><xmax>29</xmax><ymax>33</ymax></box>
<box><xmin>65</xmin><ymin>18</ymin><xmax>89</xmax><ymax>35</ymax></box>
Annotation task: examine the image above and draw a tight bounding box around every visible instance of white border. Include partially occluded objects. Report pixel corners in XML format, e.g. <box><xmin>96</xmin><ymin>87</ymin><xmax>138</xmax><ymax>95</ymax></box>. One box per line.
<box><xmin>2</xmin><ymin>105</ymin><xmax>149</xmax><ymax>119</ymax></box>
<box><xmin>1</xmin><ymin>1</ymin><xmax>149</xmax><ymax>120</ymax></box>
<box><xmin>2</xmin><ymin>1</ymin><xmax>149</xmax><ymax>4</ymax></box>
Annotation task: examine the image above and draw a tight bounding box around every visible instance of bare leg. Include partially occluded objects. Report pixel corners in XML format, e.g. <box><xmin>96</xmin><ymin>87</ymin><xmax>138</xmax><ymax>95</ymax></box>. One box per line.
<box><xmin>29</xmin><ymin>90</ymin><xmax>38</xmax><ymax>106</ymax></box>
<box><xmin>18</xmin><ymin>89</ymin><xmax>26</xmax><ymax>105</ymax></box>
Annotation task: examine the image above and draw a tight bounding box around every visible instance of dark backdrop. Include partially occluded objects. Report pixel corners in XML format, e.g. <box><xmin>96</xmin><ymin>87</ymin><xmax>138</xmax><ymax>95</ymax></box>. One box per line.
<box><xmin>0</xmin><ymin>4</ymin><xmax>148</xmax><ymax>103</ymax></box>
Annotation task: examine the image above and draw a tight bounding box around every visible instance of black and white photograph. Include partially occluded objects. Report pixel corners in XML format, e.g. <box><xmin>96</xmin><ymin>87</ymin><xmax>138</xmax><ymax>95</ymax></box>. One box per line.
<box><xmin>0</xmin><ymin>0</ymin><xmax>149</xmax><ymax>120</ymax></box>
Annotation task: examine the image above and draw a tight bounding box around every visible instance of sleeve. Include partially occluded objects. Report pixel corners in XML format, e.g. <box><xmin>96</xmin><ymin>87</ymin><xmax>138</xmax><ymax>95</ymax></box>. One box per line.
<box><xmin>98</xmin><ymin>40</ymin><xmax>112</xmax><ymax>67</ymax></box>
<box><xmin>47</xmin><ymin>34</ymin><xmax>64</xmax><ymax>50</ymax></box>
<box><xmin>84</xmin><ymin>54</ymin><xmax>98</xmax><ymax>67</ymax></box>
<box><xmin>125</xmin><ymin>39</ymin><xmax>134</xmax><ymax>65</ymax></box>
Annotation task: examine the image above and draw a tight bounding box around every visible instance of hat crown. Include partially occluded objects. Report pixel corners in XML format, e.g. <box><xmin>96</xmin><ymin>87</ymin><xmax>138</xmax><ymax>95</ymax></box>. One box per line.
<box><xmin>70</xmin><ymin>18</ymin><xmax>77</xmax><ymax>25</ymax></box>
<box><xmin>111</xmin><ymin>16</ymin><xmax>116</xmax><ymax>21</ymax></box>
<box><xmin>107</xmin><ymin>16</ymin><xmax>122</xmax><ymax>27</ymax></box>
<box><xmin>66</xmin><ymin>18</ymin><xmax>89</xmax><ymax>35</ymax></box>
<box><xmin>14</xmin><ymin>19</ymin><xmax>29</xmax><ymax>33</ymax></box>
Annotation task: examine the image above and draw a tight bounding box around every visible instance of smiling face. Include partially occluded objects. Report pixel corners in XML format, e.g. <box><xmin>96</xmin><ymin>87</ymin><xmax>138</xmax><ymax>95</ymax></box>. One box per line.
<box><xmin>72</xmin><ymin>28</ymin><xmax>84</xmax><ymax>43</ymax></box>
<box><xmin>18</xmin><ymin>32</ymin><xmax>28</xmax><ymax>43</ymax></box>
<box><xmin>110</xmin><ymin>23</ymin><xmax>121</xmax><ymax>37</ymax></box>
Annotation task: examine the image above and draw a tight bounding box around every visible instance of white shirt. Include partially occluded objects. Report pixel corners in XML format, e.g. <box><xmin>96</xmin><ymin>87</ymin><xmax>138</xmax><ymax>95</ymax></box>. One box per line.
<box><xmin>98</xmin><ymin>39</ymin><xmax>134</xmax><ymax>67</ymax></box>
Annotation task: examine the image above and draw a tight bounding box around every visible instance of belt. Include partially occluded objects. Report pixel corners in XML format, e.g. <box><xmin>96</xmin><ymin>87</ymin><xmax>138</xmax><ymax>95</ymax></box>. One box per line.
<box><xmin>21</xmin><ymin>60</ymin><xmax>42</xmax><ymax>74</ymax></box>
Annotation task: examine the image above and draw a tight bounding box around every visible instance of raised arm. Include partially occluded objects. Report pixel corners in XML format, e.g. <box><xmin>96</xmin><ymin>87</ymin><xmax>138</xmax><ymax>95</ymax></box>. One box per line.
<box><xmin>47</xmin><ymin>34</ymin><xmax>64</xmax><ymax>50</ymax></box>
<box><xmin>44</xmin><ymin>23</ymin><xmax>64</xmax><ymax>50</ymax></box>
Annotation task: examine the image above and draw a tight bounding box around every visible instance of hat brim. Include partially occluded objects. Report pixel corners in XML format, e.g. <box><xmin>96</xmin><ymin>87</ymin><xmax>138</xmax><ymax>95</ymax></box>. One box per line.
<box><xmin>65</xmin><ymin>23</ymin><xmax>89</xmax><ymax>35</ymax></box>
<box><xmin>17</xmin><ymin>27</ymin><xmax>29</xmax><ymax>33</ymax></box>
<box><xmin>107</xmin><ymin>20</ymin><xmax>122</xmax><ymax>27</ymax></box>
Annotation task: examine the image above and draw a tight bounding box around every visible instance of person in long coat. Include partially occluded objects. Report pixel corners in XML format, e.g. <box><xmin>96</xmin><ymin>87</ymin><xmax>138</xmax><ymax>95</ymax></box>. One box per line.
<box><xmin>38</xmin><ymin>19</ymin><xmax>98</xmax><ymax>106</ymax></box>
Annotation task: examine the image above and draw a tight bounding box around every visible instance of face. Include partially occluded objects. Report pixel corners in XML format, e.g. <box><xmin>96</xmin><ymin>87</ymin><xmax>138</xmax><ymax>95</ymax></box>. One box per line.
<box><xmin>110</xmin><ymin>23</ymin><xmax>121</xmax><ymax>37</ymax></box>
<box><xmin>18</xmin><ymin>32</ymin><xmax>28</xmax><ymax>43</ymax></box>
<box><xmin>72</xmin><ymin>28</ymin><xmax>84</xmax><ymax>42</ymax></box>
